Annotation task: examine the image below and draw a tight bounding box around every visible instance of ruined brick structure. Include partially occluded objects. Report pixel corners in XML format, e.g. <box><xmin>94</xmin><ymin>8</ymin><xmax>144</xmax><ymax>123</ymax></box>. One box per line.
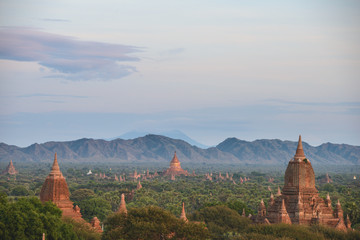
<box><xmin>91</xmin><ymin>217</ymin><xmax>102</xmax><ymax>232</ymax></box>
<box><xmin>254</xmin><ymin>136</ymin><xmax>351</xmax><ymax>231</ymax></box>
<box><xmin>163</xmin><ymin>151</ymin><xmax>189</xmax><ymax>176</ymax></box>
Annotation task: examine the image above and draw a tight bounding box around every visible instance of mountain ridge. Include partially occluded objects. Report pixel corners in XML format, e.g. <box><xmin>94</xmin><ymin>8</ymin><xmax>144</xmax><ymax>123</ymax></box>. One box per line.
<box><xmin>0</xmin><ymin>135</ymin><xmax>359</xmax><ymax>165</ymax></box>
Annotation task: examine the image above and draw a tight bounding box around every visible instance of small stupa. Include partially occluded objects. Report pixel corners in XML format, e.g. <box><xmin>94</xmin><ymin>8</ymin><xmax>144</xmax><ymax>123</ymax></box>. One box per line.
<box><xmin>118</xmin><ymin>193</ymin><xmax>128</xmax><ymax>214</ymax></box>
<box><xmin>91</xmin><ymin>217</ymin><xmax>102</xmax><ymax>232</ymax></box>
<box><xmin>180</xmin><ymin>202</ymin><xmax>188</xmax><ymax>222</ymax></box>
<box><xmin>163</xmin><ymin>151</ymin><xmax>189</xmax><ymax>176</ymax></box>
<box><xmin>136</xmin><ymin>180</ymin><xmax>142</xmax><ymax>190</ymax></box>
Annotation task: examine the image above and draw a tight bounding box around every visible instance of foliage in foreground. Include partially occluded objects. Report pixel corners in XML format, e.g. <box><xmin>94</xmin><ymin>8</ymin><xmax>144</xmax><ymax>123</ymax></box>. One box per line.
<box><xmin>102</xmin><ymin>206</ymin><xmax>209</xmax><ymax>240</ymax></box>
<box><xmin>0</xmin><ymin>194</ymin><xmax>77</xmax><ymax>240</ymax></box>
<box><xmin>62</xmin><ymin>217</ymin><xmax>101</xmax><ymax>240</ymax></box>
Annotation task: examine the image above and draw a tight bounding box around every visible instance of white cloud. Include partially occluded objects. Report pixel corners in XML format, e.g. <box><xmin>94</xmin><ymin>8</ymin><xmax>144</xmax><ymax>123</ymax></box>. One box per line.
<box><xmin>0</xmin><ymin>27</ymin><xmax>141</xmax><ymax>81</ymax></box>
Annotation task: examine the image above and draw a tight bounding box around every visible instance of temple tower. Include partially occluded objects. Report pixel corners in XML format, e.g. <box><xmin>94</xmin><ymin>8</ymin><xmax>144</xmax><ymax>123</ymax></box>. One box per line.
<box><xmin>40</xmin><ymin>153</ymin><xmax>82</xmax><ymax>220</ymax></box>
<box><xmin>283</xmin><ymin>135</ymin><xmax>317</xmax><ymax>196</ymax></box>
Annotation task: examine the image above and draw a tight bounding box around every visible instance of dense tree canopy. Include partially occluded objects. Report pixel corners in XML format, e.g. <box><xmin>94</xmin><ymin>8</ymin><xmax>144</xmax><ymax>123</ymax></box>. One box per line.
<box><xmin>0</xmin><ymin>194</ymin><xmax>77</xmax><ymax>240</ymax></box>
<box><xmin>103</xmin><ymin>206</ymin><xmax>209</xmax><ymax>240</ymax></box>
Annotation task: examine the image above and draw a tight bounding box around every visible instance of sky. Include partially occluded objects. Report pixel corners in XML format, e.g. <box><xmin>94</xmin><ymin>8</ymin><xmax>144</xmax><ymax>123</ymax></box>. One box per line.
<box><xmin>0</xmin><ymin>0</ymin><xmax>359</xmax><ymax>147</ymax></box>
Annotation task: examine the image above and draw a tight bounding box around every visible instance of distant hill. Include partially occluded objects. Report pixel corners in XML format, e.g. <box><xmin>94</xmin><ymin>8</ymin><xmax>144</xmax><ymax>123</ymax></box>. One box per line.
<box><xmin>0</xmin><ymin>135</ymin><xmax>359</xmax><ymax>165</ymax></box>
<box><xmin>110</xmin><ymin>130</ymin><xmax>210</xmax><ymax>149</ymax></box>
<box><xmin>216</xmin><ymin>138</ymin><xmax>360</xmax><ymax>165</ymax></box>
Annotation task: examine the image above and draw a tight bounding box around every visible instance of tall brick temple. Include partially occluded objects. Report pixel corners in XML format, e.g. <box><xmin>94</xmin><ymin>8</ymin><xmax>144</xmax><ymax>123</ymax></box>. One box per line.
<box><xmin>163</xmin><ymin>151</ymin><xmax>189</xmax><ymax>176</ymax></box>
<box><xmin>254</xmin><ymin>136</ymin><xmax>351</xmax><ymax>231</ymax></box>
<box><xmin>40</xmin><ymin>153</ymin><xmax>83</xmax><ymax>220</ymax></box>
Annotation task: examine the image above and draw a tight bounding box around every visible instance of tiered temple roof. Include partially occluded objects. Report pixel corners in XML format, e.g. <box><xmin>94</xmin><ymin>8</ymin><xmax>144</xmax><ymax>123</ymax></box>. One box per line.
<box><xmin>254</xmin><ymin>136</ymin><xmax>351</xmax><ymax>231</ymax></box>
<box><xmin>163</xmin><ymin>152</ymin><xmax>189</xmax><ymax>176</ymax></box>
<box><xmin>40</xmin><ymin>153</ymin><xmax>83</xmax><ymax>220</ymax></box>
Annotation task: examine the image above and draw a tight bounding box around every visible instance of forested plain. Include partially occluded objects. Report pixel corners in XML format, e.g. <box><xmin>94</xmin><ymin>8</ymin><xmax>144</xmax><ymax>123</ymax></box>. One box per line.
<box><xmin>0</xmin><ymin>162</ymin><xmax>360</xmax><ymax>240</ymax></box>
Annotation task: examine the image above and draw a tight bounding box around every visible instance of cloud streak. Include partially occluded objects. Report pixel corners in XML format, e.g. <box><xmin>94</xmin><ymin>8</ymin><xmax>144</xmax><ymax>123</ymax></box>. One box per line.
<box><xmin>17</xmin><ymin>93</ymin><xmax>89</xmax><ymax>99</ymax></box>
<box><xmin>0</xmin><ymin>27</ymin><xmax>141</xmax><ymax>81</ymax></box>
<box><xmin>40</xmin><ymin>18</ymin><xmax>70</xmax><ymax>22</ymax></box>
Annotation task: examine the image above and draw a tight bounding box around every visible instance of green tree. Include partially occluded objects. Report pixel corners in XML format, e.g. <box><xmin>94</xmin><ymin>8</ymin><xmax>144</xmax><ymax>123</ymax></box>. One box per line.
<box><xmin>77</xmin><ymin>197</ymin><xmax>112</xmax><ymax>222</ymax></box>
<box><xmin>11</xmin><ymin>186</ymin><xmax>29</xmax><ymax>196</ymax></box>
<box><xmin>0</xmin><ymin>194</ymin><xmax>77</xmax><ymax>240</ymax></box>
<box><xmin>71</xmin><ymin>189</ymin><xmax>96</xmax><ymax>202</ymax></box>
<box><xmin>63</xmin><ymin>217</ymin><xmax>101</xmax><ymax>240</ymax></box>
<box><xmin>102</xmin><ymin>206</ymin><xmax>209</xmax><ymax>240</ymax></box>
<box><xmin>191</xmin><ymin>205</ymin><xmax>251</xmax><ymax>239</ymax></box>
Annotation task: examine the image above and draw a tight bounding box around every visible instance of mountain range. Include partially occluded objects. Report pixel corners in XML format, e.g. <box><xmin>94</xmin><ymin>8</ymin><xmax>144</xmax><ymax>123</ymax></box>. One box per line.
<box><xmin>0</xmin><ymin>135</ymin><xmax>359</xmax><ymax>165</ymax></box>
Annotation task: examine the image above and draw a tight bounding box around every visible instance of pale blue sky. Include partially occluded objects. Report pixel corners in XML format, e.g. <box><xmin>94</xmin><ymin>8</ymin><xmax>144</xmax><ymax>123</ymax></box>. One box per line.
<box><xmin>0</xmin><ymin>0</ymin><xmax>359</xmax><ymax>147</ymax></box>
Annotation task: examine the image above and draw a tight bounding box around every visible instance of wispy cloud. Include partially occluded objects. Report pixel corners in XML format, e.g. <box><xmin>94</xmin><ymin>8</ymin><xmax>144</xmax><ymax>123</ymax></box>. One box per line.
<box><xmin>0</xmin><ymin>27</ymin><xmax>142</xmax><ymax>81</ymax></box>
<box><xmin>40</xmin><ymin>18</ymin><xmax>71</xmax><ymax>23</ymax></box>
<box><xmin>16</xmin><ymin>93</ymin><xmax>89</xmax><ymax>99</ymax></box>
<box><xmin>265</xmin><ymin>99</ymin><xmax>360</xmax><ymax>107</ymax></box>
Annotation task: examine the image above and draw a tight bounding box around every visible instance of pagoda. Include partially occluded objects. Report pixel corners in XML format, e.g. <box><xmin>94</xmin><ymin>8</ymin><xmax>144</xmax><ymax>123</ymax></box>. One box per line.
<box><xmin>118</xmin><ymin>193</ymin><xmax>128</xmax><ymax>214</ymax></box>
<box><xmin>180</xmin><ymin>202</ymin><xmax>188</xmax><ymax>222</ymax></box>
<box><xmin>3</xmin><ymin>160</ymin><xmax>18</xmax><ymax>175</ymax></box>
<box><xmin>40</xmin><ymin>153</ymin><xmax>83</xmax><ymax>220</ymax></box>
<box><xmin>254</xmin><ymin>136</ymin><xmax>351</xmax><ymax>231</ymax></box>
<box><xmin>163</xmin><ymin>151</ymin><xmax>189</xmax><ymax>176</ymax></box>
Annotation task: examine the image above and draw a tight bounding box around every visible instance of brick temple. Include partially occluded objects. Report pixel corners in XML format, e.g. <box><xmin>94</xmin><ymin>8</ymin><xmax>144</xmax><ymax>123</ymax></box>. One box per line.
<box><xmin>40</xmin><ymin>153</ymin><xmax>103</xmax><ymax>232</ymax></box>
<box><xmin>3</xmin><ymin>160</ymin><xmax>18</xmax><ymax>175</ymax></box>
<box><xmin>254</xmin><ymin>136</ymin><xmax>351</xmax><ymax>231</ymax></box>
<box><xmin>163</xmin><ymin>151</ymin><xmax>189</xmax><ymax>176</ymax></box>
<box><xmin>40</xmin><ymin>153</ymin><xmax>83</xmax><ymax>220</ymax></box>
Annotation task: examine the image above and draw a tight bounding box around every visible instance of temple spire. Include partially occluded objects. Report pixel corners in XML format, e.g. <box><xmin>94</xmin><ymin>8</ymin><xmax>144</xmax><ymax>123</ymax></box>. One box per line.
<box><xmin>278</xmin><ymin>198</ymin><xmax>292</xmax><ymax>224</ymax></box>
<box><xmin>118</xmin><ymin>193</ymin><xmax>127</xmax><ymax>214</ymax></box>
<box><xmin>171</xmin><ymin>151</ymin><xmax>179</xmax><ymax>163</ymax></box>
<box><xmin>50</xmin><ymin>153</ymin><xmax>61</xmax><ymax>174</ymax></box>
<box><xmin>180</xmin><ymin>202</ymin><xmax>188</xmax><ymax>222</ymax></box>
<box><xmin>294</xmin><ymin>135</ymin><xmax>305</xmax><ymax>159</ymax></box>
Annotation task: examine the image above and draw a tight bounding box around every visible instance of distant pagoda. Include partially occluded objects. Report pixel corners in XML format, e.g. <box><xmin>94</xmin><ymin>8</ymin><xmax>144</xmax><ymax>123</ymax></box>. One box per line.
<box><xmin>180</xmin><ymin>202</ymin><xmax>188</xmax><ymax>222</ymax></box>
<box><xmin>254</xmin><ymin>136</ymin><xmax>351</xmax><ymax>231</ymax></box>
<box><xmin>118</xmin><ymin>193</ymin><xmax>128</xmax><ymax>214</ymax></box>
<box><xmin>3</xmin><ymin>160</ymin><xmax>18</xmax><ymax>175</ymax></box>
<box><xmin>40</xmin><ymin>153</ymin><xmax>83</xmax><ymax>221</ymax></box>
<box><xmin>163</xmin><ymin>151</ymin><xmax>189</xmax><ymax>176</ymax></box>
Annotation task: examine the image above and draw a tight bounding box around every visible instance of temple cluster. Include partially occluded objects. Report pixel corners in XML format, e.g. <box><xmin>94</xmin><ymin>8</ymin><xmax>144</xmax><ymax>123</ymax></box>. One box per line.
<box><xmin>252</xmin><ymin>136</ymin><xmax>352</xmax><ymax>231</ymax></box>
